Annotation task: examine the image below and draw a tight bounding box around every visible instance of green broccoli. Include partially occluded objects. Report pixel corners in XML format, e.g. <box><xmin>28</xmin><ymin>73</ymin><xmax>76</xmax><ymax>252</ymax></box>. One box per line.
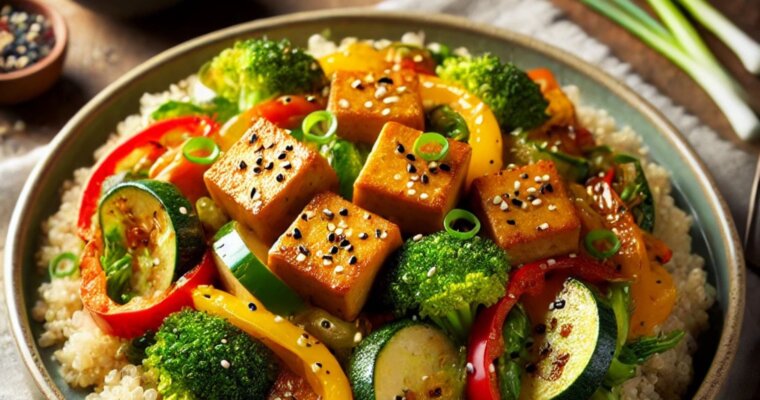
<box><xmin>437</xmin><ymin>54</ymin><xmax>549</xmax><ymax>131</ymax></box>
<box><xmin>143</xmin><ymin>309</ymin><xmax>278</xmax><ymax>400</ymax></box>
<box><xmin>199</xmin><ymin>38</ymin><xmax>327</xmax><ymax>110</ymax></box>
<box><xmin>387</xmin><ymin>231</ymin><xmax>510</xmax><ymax>341</ymax></box>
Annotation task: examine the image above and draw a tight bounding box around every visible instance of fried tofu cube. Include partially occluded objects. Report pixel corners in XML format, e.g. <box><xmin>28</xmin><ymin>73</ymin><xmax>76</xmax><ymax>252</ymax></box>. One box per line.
<box><xmin>470</xmin><ymin>160</ymin><xmax>581</xmax><ymax>265</ymax></box>
<box><xmin>204</xmin><ymin>118</ymin><xmax>338</xmax><ymax>245</ymax></box>
<box><xmin>268</xmin><ymin>192</ymin><xmax>402</xmax><ymax>320</ymax></box>
<box><xmin>353</xmin><ymin>122</ymin><xmax>472</xmax><ymax>234</ymax></box>
<box><xmin>327</xmin><ymin>70</ymin><xmax>424</xmax><ymax>144</ymax></box>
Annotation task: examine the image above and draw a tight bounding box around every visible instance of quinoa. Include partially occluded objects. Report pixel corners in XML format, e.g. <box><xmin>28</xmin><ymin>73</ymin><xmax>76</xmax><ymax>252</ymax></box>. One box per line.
<box><xmin>31</xmin><ymin>34</ymin><xmax>714</xmax><ymax>400</ymax></box>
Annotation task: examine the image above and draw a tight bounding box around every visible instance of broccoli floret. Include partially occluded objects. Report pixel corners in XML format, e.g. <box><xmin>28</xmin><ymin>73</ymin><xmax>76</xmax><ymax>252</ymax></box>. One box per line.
<box><xmin>437</xmin><ymin>54</ymin><xmax>549</xmax><ymax>131</ymax></box>
<box><xmin>143</xmin><ymin>309</ymin><xmax>278</xmax><ymax>400</ymax></box>
<box><xmin>199</xmin><ymin>38</ymin><xmax>327</xmax><ymax>110</ymax></box>
<box><xmin>387</xmin><ymin>232</ymin><xmax>510</xmax><ymax>340</ymax></box>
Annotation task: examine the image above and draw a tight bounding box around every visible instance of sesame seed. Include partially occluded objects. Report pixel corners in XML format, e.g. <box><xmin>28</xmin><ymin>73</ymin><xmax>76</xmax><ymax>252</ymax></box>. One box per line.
<box><xmin>542</xmin><ymin>174</ymin><xmax>551</xmax><ymax>181</ymax></box>
<box><xmin>329</xmin><ymin>246</ymin><xmax>339</xmax><ymax>254</ymax></box>
<box><xmin>410</xmin><ymin>174</ymin><xmax>419</xmax><ymax>181</ymax></box>
<box><xmin>359</xmin><ymin>232</ymin><xmax>368</xmax><ymax>240</ymax></box>
<box><xmin>421</xmin><ymin>174</ymin><xmax>429</xmax><ymax>184</ymax></box>
<box><xmin>349</xmin><ymin>256</ymin><xmax>357</xmax><ymax>265</ymax></box>
<box><xmin>413</xmin><ymin>234</ymin><xmax>424</xmax><ymax>241</ymax></box>
<box><xmin>407</xmin><ymin>189</ymin><xmax>417</xmax><ymax>196</ymax></box>
<box><xmin>375</xmin><ymin>229</ymin><xmax>382</xmax><ymax>238</ymax></box>
<box><xmin>534</xmin><ymin>176</ymin><xmax>543</xmax><ymax>183</ymax></box>
<box><xmin>407</xmin><ymin>164</ymin><xmax>417</xmax><ymax>173</ymax></box>
<box><xmin>396</xmin><ymin>143</ymin><xmax>405</xmax><ymax>153</ymax></box>
<box><xmin>276</xmin><ymin>173</ymin><xmax>284</xmax><ymax>182</ymax></box>
<box><xmin>383</xmin><ymin>96</ymin><xmax>400</xmax><ymax>104</ymax></box>
<box><xmin>297</xmin><ymin>336</ymin><xmax>308</xmax><ymax>347</ymax></box>
<box><xmin>466</xmin><ymin>363</ymin><xmax>475</xmax><ymax>374</ymax></box>
<box><xmin>339</xmin><ymin>208</ymin><xmax>348</xmax><ymax>216</ymax></box>
<box><xmin>255</xmin><ymin>157</ymin><xmax>264</xmax><ymax>165</ymax></box>
<box><xmin>323</xmin><ymin>209</ymin><xmax>335</xmax><ymax>220</ymax></box>
<box><xmin>492</xmin><ymin>195</ymin><xmax>503</xmax><ymax>205</ymax></box>
<box><xmin>323</xmin><ymin>258</ymin><xmax>333</xmax><ymax>266</ymax></box>
<box><xmin>293</xmin><ymin>228</ymin><xmax>302</xmax><ymax>239</ymax></box>
<box><xmin>378</xmin><ymin>76</ymin><xmax>394</xmax><ymax>85</ymax></box>
<box><xmin>250</xmin><ymin>187</ymin><xmax>257</xmax><ymax>198</ymax></box>
<box><xmin>428</xmin><ymin>161</ymin><xmax>438</xmax><ymax>169</ymax></box>
<box><xmin>286</xmin><ymin>144</ymin><xmax>294</xmax><ymax>151</ymax></box>
<box><xmin>282</xmin><ymin>162</ymin><xmax>292</xmax><ymax>169</ymax></box>
<box><xmin>396</xmin><ymin>85</ymin><xmax>407</xmax><ymax>93</ymax></box>
<box><xmin>380</xmin><ymin>231</ymin><xmax>388</xmax><ymax>239</ymax></box>
<box><xmin>548</xmin><ymin>204</ymin><xmax>557</xmax><ymax>211</ymax></box>
<box><xmin>239</xmin><ymin>160</ymin><xmax>247</xmax><ymax>170</ymax></box>
<box><xmin>406</xmin><ymin>181</ymin><xmax>415</xmax><ymax>189</ymax></box>
<box><xmin>221</xmin><ymin>360</ymin><xmax>230</xmax><ymax>369</ymax></box>
<box><xmin>500</xmin><ymin>201</ymin><xmax>509</xmax><ymax>211</ymax></box>
<box><xmin>406</xmin><ymin>153</ymin><xmax>416</xmax><ymax>162</ymax></box>
<box><xmin>265</xmin><ymin>162</ymin><xmax>274</xmax><ymax>170</ymax></box>
<box><xmin>296</xmin><ymin>253</ymin><xmax>306</xmax><ymax>262</ymax></box>
<box><xmin>489</xmin><ymin>363</ymin><xmax>496</xmax><ymax>373</ymax></box>
<box><xmin>375</xmin><ymin>85</ymin><xmax>388</xmax><ymax>98</ymax></box>
<box><xmin>507</xmin><ymin>219</ymin><xmax>516</xmax><ymax>225</ymax></box>
<box><xmin>298</xmin><ymin>245</ymin><xmax>310</xmax><ymax>255</ymax></box>
<box><xmin>364</xmin><ymin>213</ymin><xmax>372</xmax><ymax>220</ymax></box>
<box><xmin>338</xmin><ymin>99</ymin><xmax>350</xmax><ymax>109</ymax></box>
<box><xmin>364</xmin><ymin>100</ymin><xmax>373</xmax><ymax>108</ymax></box>
<box><xmin>439</xmin><ymin>163</ymin><xmax>451</xmax><ymax>172</ymax></box>
<box><xmin>532</xmin><ymin>199</ymin><xmax>543</xmax><ymax>206</ymax></box>
<box><xmin>179</xmin><ymin>206</ymin><xmax>187</xmax><ymax>215</ymax></box>
<box><xmin>520</xmin><ymin>173</ymin><xmax>529</xmax><ymax>179</ymax></box>
<box><xmin>301</xmin><ymin>211</ymin><xmax>313</xmax><ymax>221</ymax></box>
<box><xmin>221</xmin><ymin>338</ymin><xmax>228</xmax><ymax>344</ymax></box>
<box><xmin>537</xmin><ymin>222</ymin><xmax>549</xmax><ymax>231</ymax></box>
<box><xmin>381</xmin><ymin>108</ymin><xmax>391</xmax><ymax>116</ymax></box>
<box><xmin>422</xmin><ymin>81</ymin><xmax>434</xmax><ymax>88</ymax></box>
<box><xmin>511</xmin><ymin>198</ymin><xmax>523</xmax><ymax>207</ymax></box>
<box><xmin>351</xmin><ymin>79</ymin><xmax>363</xmax><ymax>89</ymax></box>
<box><xmin>514</xmin><ymin>181</ymin><xmax>521</xmax><ymax>190</ymax></box>
<box><xmin>394</xmin><ymin>173</ymin><xmax>402</xmax><ymax>180</ymax></box>
<box><xmin>353</xmin><ymin>332</ymin><xmax>363</xmax><ymax>343</ymax></box>
<box><xmin>569</xmin><ymin>253</ymin><xmax>577</xmax><ymax>258</ymax></box>
<box><xmin>547</xmin><ymin>258</ymin><xmax>557</xmax><ymax>266</ymax></box>
<box><xmin>253</xmin><ymin>166</ymin><xmax>262</xmax><ymax>174</ymax></box>
<box><xmin>335</xmin><ymin>228</ymin><xmax>344</xmax><ymax>235</ymax></box>
<box><xmin>475</xmin><ymin>114</ymin><xmax>484</xmax><ymax>125</ymax></box>
<box><xmin>527</xmin><ymin>187</ymin><xmax>537</xmax><ymax>194</ymax></box>
<box><xmin>427</xmin><ymin>266</ymin><xmax>437</xmax><ymax>277</ymax></box>
<box><xmin>420</xmin><ymin>193</ymin><xmax>429</xmax><ymax>200</ymax></box>
<box><xmin>274</xmin><ymin>315</ymin><xmax>284</xmax><ymax>323</ymax></box>
<box><xmin>334</xmin><ymin>266</ymin><xmax>345</xmax><ymax>274</ymax></box>
<box><xmin>327</xmin><ymin>223</ymin><xmax>336</xmax><ymax>231</ymax></box>
<box><xmin>249</xmin><ymin>133</ymin><xmax>258</xmax><ymax>144</ymax></box>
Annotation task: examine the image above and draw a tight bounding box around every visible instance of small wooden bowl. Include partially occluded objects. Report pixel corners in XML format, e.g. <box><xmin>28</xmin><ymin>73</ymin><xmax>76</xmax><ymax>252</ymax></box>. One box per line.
<box><xmin>0</xmin><ymin>0</ymin><xmax>68</xmax><ymax>104</ymax></box>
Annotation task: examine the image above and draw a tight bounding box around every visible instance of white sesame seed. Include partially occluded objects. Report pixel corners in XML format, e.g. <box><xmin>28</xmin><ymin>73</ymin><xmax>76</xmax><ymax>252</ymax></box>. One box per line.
<box><xmin>420</xmin><ymin>193</ymin><xmax>429</xmax><ymax>200</ymax></box>
<box><xmin>569</xmin><ymin>253</ymin><xmax>577</xmax><ymax>258</ymax></box>
<box><xmin>466</xmin><ymin>363</ymin><xmax>475</xmax><ymax>374</ymax></box>
<box><xmin>427</xmin><ymin>266</ymin><xmax>437</xmax><ymax>277</ymax></box>
<box><xmin>547</xmin><ymin>258</ymin><xmax>557</xmax><ymax>266</ymax></box>
<box><xmin>153</xmin><ymin>258</ymin><xmax>160</xmax><ymax>266</ymax></box>
<box><xmin>410</xmin><ymin>174</ymin><xmax>419</xmax><ymax>181</ymax></box>
<box><xmin>364</xmin><ymin>213</ymin><xmax>371</xmax><ymax>220</ymax></box>
<box><xmin>338</xmin><ymin>98</ymin><xmax>350</xmax><ymax>109</ymax></box>
<box><xmin>527</xmin><ymin>187</ymin><xmax>537</xmax><ymax>194</ymax></box>
<box><xmin>383</xmin><ymin>96</ymin><xmax>400</xmax><ymax>104</ymax></box>
<box><xmin>542</xmin><ymin>174</ymin><xmax>551</xmax><ymax>181</ymax></box>
<box><xmin>334</xmin><ymin>265</ymin><xmax>344</xmax><ymax>274</ymax></box>
<box><xmin>221</xmin><ymin>359</ymin><xmax>230</xmax><ymax>369</ymax></box>
<box><xmin>297</xmin><ymin>336</ymin><xmax>308</xmax><ymax>346</ymax></box>
<box><xmin>311</xmin><ymin>363</ymin><xmax>321</xmax><ymax>373</ymax></box>
<box><xmin>428</xmin><ymin>161</ymin><xmax>438</xmax><ymax>169</ymax></box>
<box><xmin>375</xmin><ymin>85</ymin><xmax>388</xmax><ymax>98</ymax></box>
<box><xmin>534</xmin><ymin>176</ymin><xmax>543</xmax><ymax>183</ymax></box>
<box><xmin>351</xmin><ymin>79</ymin><xmax>362</xmax><ymax>88</ymax></box>
<box><xmin>353</xmin><ymin>332</ymin><xmax>363</xmax><ymax>343</ymax></box>
<box><xmin>548</xmin><ymin>204</ymin><xmax>557</xmax><ymax>211</ymax></box>
<box><xmin>538</xmin><ymin>222</ymin><xmax>549</xmax><ymax>231</ymax></box>
<box><xmin>413</xmin><ymin>54</ymin><xmax>424</xmax><ymax>62</ymax></box>
<box><xmin>393</xmin><ymin>173</ymin><xmax>402</xmax><ymax>180</ymax></box>
<box><xmin>507</xmin><ymin>163</ymin><xmax>517</xmax><ymax>170</ymax></box>
<box><xmin>323</xmin><ymin>259</ymin><xmax>332</xmax><ymax>266</ymax></box>
<box><xmin>422</xmin><ymin>81</ymin><xmax>434</xmax><ymax>88</ymax></box>
<box><xmin>380</xmin><ymin>231</ymin><xmax>388</xmax><ymax>239</ymax></box>
<box><xmin>335</xmin><ymin>228</ymin><xmax>344</xmax><ymax>235</ymax></box>
<box><xmin>406</xmin><ymin>181</ymin><xmax>414</xmax><ymax>188</ymax></box>
<box><xmin>492</xmin><ymin>195</ymin><xmax>503</xmax><ymax>205</ymax></box>
<box><xmin>422</xmin><ymin>375</ymin><xmax>429</xmax><ymax>381</ymax></box>
<box><xmin>274</xmin><ymin>315</ymin><xmax>284</xmax><ymax>323</ymax></box>
<box><xmin>179</xmin><ymin>206</ymin><xmax>188</xmax><ymax>215</ymax></box>
<box><xmin>475</xmin><ymin>114</ymin><xmax>484</xmax><ymax>125</ymax></box>
<box><xmin>381</xmin><ymin>108</ymin><xmax>391</xmax><ymax>116</ymax></box>
<box><xmin>532</xmin><ymin>199</ymin><xmax>542</xmax><ymax>206</ymax></box>
<box><xmin>364</xmin><ymin>100</ymin><xmax>373</xmax><ymax>108</ymax></box>
<box><xmin>407</xmin><ymin>189</ymin><xmax>417</xmax><ymax>196</ymax></box>
<box><xmin>500</xmin><ymin>201</ymin><xmax>509</xmax><ymax>211</ymax></box>
<box><xmin>396</xmin><ymin>85</ymin><xmax>407</xmax><ymax>93</ymax></box>
<box><xmin>413</xmin><ymin>234</ymin><xmax>424</xmax><ymax>241</ymax></box>
<box><xmin>296</xmin><ymin>253</ymin><xmax>306</xmax><ymax>262</ymax></box>
<box><xmin>514</xmin><ymin>181</ymin><xmax>521</xmax><ymax>190</ymax></box>
<box><xmin>489</xmin><ymin>363</ymin><xmax>496</xmax><ymax>373</ymax></box>
<box><xmin>328</xmin><ymin>223</ymin><xmax>336</xmax><ymax>231</ymax></box>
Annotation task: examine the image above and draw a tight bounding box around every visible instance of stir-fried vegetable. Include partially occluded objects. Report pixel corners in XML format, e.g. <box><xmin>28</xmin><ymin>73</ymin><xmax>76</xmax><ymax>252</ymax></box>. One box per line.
<box><xmin>426</xmin><ymin>104</ymin><xmax>470</xmax><ymax>141</ymax></box>
<box><xmin>151</xmin><ymin>97</ymin><xmax>238</xmax><ymax>123</ymax></box>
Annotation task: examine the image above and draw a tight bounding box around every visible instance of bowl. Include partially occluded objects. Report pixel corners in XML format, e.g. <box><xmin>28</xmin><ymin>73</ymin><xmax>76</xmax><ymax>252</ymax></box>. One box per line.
<box><xmin>0</xmin><ymin>0</ymin><xmax>67</xmax><ymax>105</ymax></box>
<box><xmin>4</xmin><ymin>9</ymin><xmax>745</xmax><ymax>399</ymax></box>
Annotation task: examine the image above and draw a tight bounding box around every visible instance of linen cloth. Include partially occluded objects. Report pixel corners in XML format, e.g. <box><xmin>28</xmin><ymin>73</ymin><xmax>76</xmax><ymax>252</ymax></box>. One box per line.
<box><xmin>0</xmin><ymin>0</ymin><xmax>757</xmax><ymax>398</ymax></box>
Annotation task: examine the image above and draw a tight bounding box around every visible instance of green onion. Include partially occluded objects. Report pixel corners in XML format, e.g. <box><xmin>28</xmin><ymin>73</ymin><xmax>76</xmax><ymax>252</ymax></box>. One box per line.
<box><xmin>182</xmin><ymin>137</ymin><xmax>220</xmax><ymax>165</ymax></box>
<box><xmin>580</xmin><ymin>0</ymin><xmax>759</xmax><ymax>140</ymax></box>
<box><xmin>49</xmin><ymin>252</ymin><xmax>79</xmax><ymax>279</ymax></box>
<box><xmin>444</xmin><ymin>209</ymin><xmax>481</xmax><ymax>240</ymax></box>
<box><xmin>584</xmin><ymin>229</ymin><xmax>622</xmax><ymax>259</ymax></box>
<box><xmin>302</xmin><ymin>110</ymin><xmax>338</xmax><ymax>144</ymax></box>
<box><xmin>413</xmin><ymin>132</ymin><xmax>450</xmax><ymax>161</ymax></box>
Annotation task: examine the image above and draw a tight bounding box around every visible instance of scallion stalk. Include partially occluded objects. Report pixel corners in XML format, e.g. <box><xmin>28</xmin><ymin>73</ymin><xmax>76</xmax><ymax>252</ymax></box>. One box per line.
<box><xmin>581</xmin><ymin>0</ymin><xmax>760</xmax><ymax>140</ymax></box>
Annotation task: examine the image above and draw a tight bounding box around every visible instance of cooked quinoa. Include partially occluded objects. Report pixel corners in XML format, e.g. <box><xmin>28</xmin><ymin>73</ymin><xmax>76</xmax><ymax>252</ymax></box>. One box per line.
<box><xmin>31</xmin><ymin>34</ymin><xmax>715</xmax><ymax>400</ymax></box>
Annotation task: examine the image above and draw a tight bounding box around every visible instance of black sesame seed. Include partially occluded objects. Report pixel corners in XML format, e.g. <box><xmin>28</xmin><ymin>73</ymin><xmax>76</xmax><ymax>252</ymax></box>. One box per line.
<box><xmin>306</xmin><ymin>96</ymin><xmax>316</xmax><ymax>103</ymax></box>
<box><xmin>375</xmin><ymin>229</ymin><xmax>382</xmax><ymax>238</ymax></box>
<box><xmin>406</xmin><ymin>153</ymin><xmax>416</xmax><ymax>162</ymax></box>
<box><xmin>378</xmin><ymin>76</ymin><xmax>394</xmax><ymax>85</ymax></box>
<box><xmin>507</xmin><ymin>219</ymin><xmax>516</xmax><ymax>225</ymax></box>
<box><xmin>203</xmin><ymin>294</ymin><xmax>211</xmax><ymax>299</ymax></box>
<box><xmin>429</xmin><ymin>166</ymin><xmax>438</xmax><ymax>174</ymax></box>
<box><xmin>340</xmin><ymin>239</ymin><xmax>351</xmax><ymax>247</ymax></box>
<box><xmin>298</xmin><ymin>245</ymin><xmax>310</xmax><ymax>255</ymax></box>
<box><xmin>265</xmin><ymin>161</ymin><xmax>274</xmax><ymax>170</ymax></box>
<box><xmin>286</xmin><ymin>144</ymin><xmax>294</xmax><ymax>151</ymax></box>
<box><xmin>276</xmin><ymin>174</ymin><xmax>284</xmax><ymax>182</ymax></box>
<box><xmin>301</xmin><ymin>213</ymin><xmax>309</xmax><ymax>221</ymax></box>
<box><xmin>249</xmin><ymin>134</ymin><xmax>258</xmax><ymax>144</ymax></box>
<box><xmin>520</xmin><ymin>173</ymin><xmax>529</xmax><ymax>179</ymax></box>
<box><xmin>323</xmin><ymin>209</ymin><xmax>335</xmax><ymax>220</ymax></box>
<box><xmin>255</xmin><ymin>144</ymin><xmax>266</xmax><ymax>152</ymax></box>
<box><xmin>514</xmin><ymin>190</ymin><xmax>520</xmax><ymax>196</ymax></box>
<box><xmin>322</xmin><ymin>255</ymin><xmax>333</xmax><ymax>261</ymax></box>
<box><xmin>329</xmin><ymin>246</ymin><xmax>338</xmax><ymax>254</ymax></box>
<box><xmin>527</xmin><ymin>195</ymin><xmax>536</xmax><ymax>202</ymax></box>
<box><xmin>346</xmin><ymin>244</ymin><xmax>354</xmax><ymax>252</ymax></box>
<box><xmin>327</xmin><ymin>232</ymin><xmax>336</xmax><ymax>242</ymax></box>
<box><xmin>339</xmin><ymin>208</ymin><xmax>348</xmax><ymax>216</ymax></box>
<box><xmin>293</xmin><ymin>228</ymin><xmax>302</xmax><ymax>239</ymax></box>
<box><xmin>511</xmin><ymin>199</ymin><xmax>523</xmax><ymax>207</ymax></box>
<box><xmin>321</xmin><ymin>320</ymin><xmax>331</xmax><ymax>329</ymax></box>
<box><xmin>253</xmin><ymin>167</ymin><xmax>262</xmax><ymax>174</ymax></box>
<box><xmin>526</xmin><ymin>363</ymin><xmax>537</xmax><ymax>373</ymax></box>
<box><xmin>250</xmin><ymin>187</ymin><xmax>257</xmax><ymax>198</ymax></box>
<box><xmin>266</xmin><ymin>142</ymin><xmax>275</xmax><ymax>149</ymax></box>
<box><xmin>278</xmin><ymin>152</ymin><xmax>287</xmax><ymax>160</ymax></box>
<box><xmin>439</xmin><ymin>164</ymin><xmax>451</xmax><ymax>172</ymax></box>
<box><xmin>255</xmin><ymin>157</ymin><xmax>263</xmax><ymax>166</ymax></box>
<box><xmin>282</xmin><ymin>162</ymin><xmax>292</xmax><ymax>169</ymax></box>
<box><xmin>421</xmin><ymin>174</ymin><xmax>429</xmax><ymax>184</ymax></box>
<box><xmin>534</xmin><ymin>324</ymin><xmax>547</xmax><ymax>334</ymax></box>
<box><xmin>407</xmin><ymin>164</ymin><xmax>417</xmax><ymax>173</ymax></box>
<box><xmin>358</xmin><ymin>232</ymin><xmax>368</xmax><ymax>240</ymax></box>
<box><xmin>349</xmin><ymin>256</ymin><xmax>357</xmax><ymax>265</ymax></box>
<box><xmin>248</xmin><ymin>302</ymin><xmax>257</xmax><ymax>311</ymax></box>
<box><xmin>239</xmin><ymin>160</ymin><xmax>247</xmax><ymax>170</ymax></box>
<box><xmin>282</xmin><ymin>96</ymin><xmax>292</xmax><ymax>104</ymax></box>
<box><xmin>396</xmin><ymin>143</ymin><xmax>405</xmax><ymax>154</ymax></box>
<box><xmin>545</xmin><ymin>183</ymin><xmax>554</xmax><ymax>193</ymax></box>
<box><xmin>553</xmin><ymin>299</ymin><xmax>566</xmax><ymax>310</ymax></box>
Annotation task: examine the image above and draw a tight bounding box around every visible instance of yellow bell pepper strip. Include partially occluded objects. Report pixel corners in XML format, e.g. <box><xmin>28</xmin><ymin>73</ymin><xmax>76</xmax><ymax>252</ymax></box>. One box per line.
<box><xmin>318</xmin><ymin>42</ymin><xmax>389</xmax><ymax>77</ymax></box>
<box><xmin>418</xmin><ymin>75</ymin><xmax>503</xmax><ymax>186</ymax></box>
<box><xmin>192</xmin><ymin>286</ymin><xmax>353</xmax><ymax>400</ymax></box>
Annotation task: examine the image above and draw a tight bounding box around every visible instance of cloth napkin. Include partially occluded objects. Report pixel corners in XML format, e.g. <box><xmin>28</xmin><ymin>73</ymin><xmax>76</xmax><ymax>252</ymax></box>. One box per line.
<box><xmin>1</xmin><ymin>0</ymin><xmax>757</xmax><ymax>398</ymax></box>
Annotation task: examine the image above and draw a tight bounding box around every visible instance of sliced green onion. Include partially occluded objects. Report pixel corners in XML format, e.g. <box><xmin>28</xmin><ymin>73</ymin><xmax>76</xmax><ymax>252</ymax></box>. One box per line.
<box><xmin>302</xmin><ymin>110</ymin><xmax>338</xmax><ymax>144</ymax></box>
<box><xmin>49</xmin><ymin>252</ymin><xmax>79</xmax><ymax>279</ymax></box>
<box><xmin>413</xmin><ymin>132</ymin><xmax>449</xmax><ymax>161</ymax></box>
<box><xmin>182</xmin><ymin>137</ymin><xmax>220</xmax><ymax>165</ymax></box>
<box><xmin>584</xmin><ymin>229</ymin><xmax>622</xmax><ymax>259</ymax></box>
<box><xmin>444</xmin><ymin>209</ymin><xmax>481</xmax><ymax>240</ymax></box>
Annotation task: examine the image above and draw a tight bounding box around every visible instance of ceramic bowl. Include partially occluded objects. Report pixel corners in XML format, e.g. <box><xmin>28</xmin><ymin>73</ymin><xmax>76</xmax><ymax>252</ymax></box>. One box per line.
<box><xmin>0</xmin><ymin>0</ymin><xmax>68</xmax><ymax>104</ymax></box>
<box><xmin>4</xmin><ymin>9</ymin><xmax>745</xmax><ymax>399</ymax></box>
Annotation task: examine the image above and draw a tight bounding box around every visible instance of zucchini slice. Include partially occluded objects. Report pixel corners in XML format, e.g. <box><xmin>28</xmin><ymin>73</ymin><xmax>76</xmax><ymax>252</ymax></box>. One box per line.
<box><xmin>349</xmin><ymin>319</ymin><xmax>464</xmax><ymax>400</ymax></box>
<box><xmin>98</xmin><ymin>179</ymin><xmax>204</xmax><ymax>302</ymax></box>
<box><xmin>212</xmin><ymin>221</ymin><xmax>305</xmax><ymax>316</ymax></box>
<box><xmin>520</xmin><ymin>278</ymin><xmax>617</xmax><ymax>400</ymax></box>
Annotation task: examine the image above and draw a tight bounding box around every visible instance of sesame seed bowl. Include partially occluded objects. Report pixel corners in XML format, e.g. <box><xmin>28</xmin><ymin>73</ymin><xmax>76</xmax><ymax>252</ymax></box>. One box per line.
<box><xmin>0</xmin><ymin>0</ymin><xmax>68</xmax><ymax>104</ymax></box>
<box><xmin>4</xmin><ymin>9</ymin><xmax>744</xmax><ymax>399</ymax></box>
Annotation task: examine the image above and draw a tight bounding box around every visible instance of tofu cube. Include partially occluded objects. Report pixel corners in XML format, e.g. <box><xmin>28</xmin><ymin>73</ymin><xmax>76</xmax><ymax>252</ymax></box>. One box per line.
<box><xmin>470</xmin><ymin>160</ymin><xmax>581</xmax><ymax>265</ymax></box>
<box><xmin>268</xmin><ymin>192</ymin><xmax>402</xmax><ymax>320</ymax></box>
<box><xmin>353</xmin><ymin>122</ymin><xmax>472</xmax><ymax>234</ymax></box>
<box><xmin>327</xmin><ymin>70</ymin><xmax>424</xmax><ymax>144</ymax></box>
<box><xmin>204</xmin><ymin>118</ymin><xmax>338</xmax><ymax>245</ymax></box>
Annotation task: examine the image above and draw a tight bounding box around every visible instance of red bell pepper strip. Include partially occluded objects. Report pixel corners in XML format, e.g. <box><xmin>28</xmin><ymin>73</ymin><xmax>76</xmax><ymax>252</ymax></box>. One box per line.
<box><xmin>527</xmin><ymin>68</ymin><xmax>560</xmax><ymax>93</ymax></box>
<box><xmin>254</xmin><ymin>95</ymin><xmax>324</xmax><ymax>130</ymax></box>
<box><xmin>466</xmin><ymin>255</ymin><xmax>623</xmax><ymax>400</ymax></box>
<box><xmin>79</xmin><ymin>238</ymin><xmax>216</xmax><ymax>338</ymax></box>
<box><xmin>77</xmin><ymin>116</ymin><xmax>218</xmax><ymax>240</ymax></box>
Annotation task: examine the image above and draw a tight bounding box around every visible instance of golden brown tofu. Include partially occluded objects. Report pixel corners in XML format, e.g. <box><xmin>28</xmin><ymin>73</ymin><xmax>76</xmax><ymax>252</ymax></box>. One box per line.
<box><xmin>268</xmin><ymin>192</ymin><xmax>402</xmax><ymax>320</ymax></box>
<box><xmin>353</xmin><ymin>122</ymin><xmax>472</xmax><ymax>234</ymax></box>
<box><xmin>327</xmin><ymin>70</ymin><xmax>424</xmax><ymax>144</ymax></box>
<box><xmin>204</xmin><ymin>118</ymin><xmax>338</xmax><ymax>245</ymax></box>
<box><xmin>470</xmin><ymin>160</ymin><xmax>581</xmax><ymax>265</ymax></box>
